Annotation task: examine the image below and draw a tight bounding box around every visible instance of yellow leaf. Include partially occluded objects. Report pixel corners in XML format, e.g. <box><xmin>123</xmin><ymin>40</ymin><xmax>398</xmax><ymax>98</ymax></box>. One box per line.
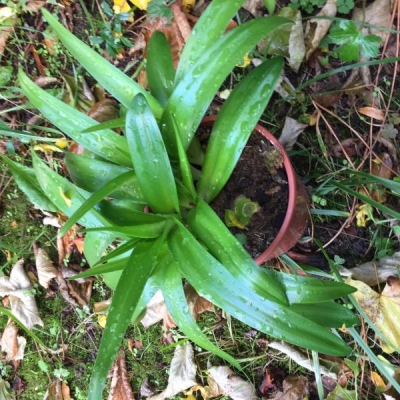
<box><xmin>359</xmin><ymin>106</ymin><xmax>385</xmax><ymax>121</ymax></box>
<box><xmin>130</xmin><ymin>0</ymin><xmax>149</xmax><ymax>10</ymax></box>
<box><xmin>33</xmin><ymin>144</ymin><xmax>64</xmax><ymax>153</ymax></box>
<box><xmin>355</xmin><ymin>203</ymin><xmax>373</xmax><ymax>227</ymax></box>
<box><xmin>371</xmin><ymin>371</ymin><xmax>386</xmax><ymax>391</ymax></box>
<box><xmin>346</xmin><ymin>277</ymin><xmax>400</xmax><ymax>353</ymax></box>
<box><xmin>98</xmin><ymin>314</ymin><xmax>107</xmax><ymax>328</ymax></box>
<box><xmin>59</xmin><ymin>187</ymin><xmax>72</xmax><ymax>207</ymax></box>
<box><xmin>237</xmin><ymin>54</ymin><xmax>251</xmax><ymax>68</ymax></box>
<box><xmin>55</xmin><ymin>139</ymin><xmax>68</xmax><ymax>149</ymax></box>
<box><xmin>182</xmin><ymin>0</ymin><xmax>196</xmax><ymax>13</ymax></box>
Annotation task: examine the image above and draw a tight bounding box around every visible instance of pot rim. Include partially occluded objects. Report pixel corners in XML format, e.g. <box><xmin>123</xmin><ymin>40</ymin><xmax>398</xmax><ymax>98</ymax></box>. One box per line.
<box><xmin>200</xmin><ymin>115</ymin><xmax>309</xmax><ymax>263</ymax></box>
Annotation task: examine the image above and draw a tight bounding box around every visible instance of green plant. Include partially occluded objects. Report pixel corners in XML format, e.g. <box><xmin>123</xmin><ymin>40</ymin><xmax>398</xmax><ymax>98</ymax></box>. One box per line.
<box><xmin>322</xmin><ymin>20</ymin><xmax>381</xmax><ymax>62</ymax></box>
<box><xmin>1</xmin><ymin>1</ymin><xmax>359</xmax><ymax>398</ymax></box>
<box><xmin>289</xmin><ymin>0</ymin><xmax>326</xmax><ymax>14</ymax></box>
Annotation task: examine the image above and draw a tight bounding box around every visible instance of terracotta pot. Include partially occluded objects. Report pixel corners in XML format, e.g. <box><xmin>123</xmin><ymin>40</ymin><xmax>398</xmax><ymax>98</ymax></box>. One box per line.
<box><xmin>201</xmin><ymin>115</ymin><xmax>309</xmax><ymax>263</ymax></box>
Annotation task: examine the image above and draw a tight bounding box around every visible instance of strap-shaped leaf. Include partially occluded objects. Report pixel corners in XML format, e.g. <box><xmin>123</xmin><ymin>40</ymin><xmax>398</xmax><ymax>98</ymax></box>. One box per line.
<box><xmin>41</xmin><ymin>9</ymin><xmax>163</xmax><ymax>118</ymax></box>
<box><xmin>83</xmin><ymin>222</ymin><xmax>166</xmax><ymax>238</ymax></box>
<box><xmin>59</xmin><ymin>171</ymin><xmax>138</xmax><ymax>236</ymax></box>
<box><xmin>64</xmin><ymin>153</ymin><xmax>144</xmax><ymax>201</ymax></box>
<box><xmin>289</xmin><ymin>302</ymin><xmax>359</xmax><ymax>328</ymax></box>
<box><xmin>81</xmin><ymin>117</ymin><xmax>125</xmax><ymax>133</ymax></box>
<box><xmin>126</xmin><ymin>95</ymin><xmax>179</xmax><ymax>214</ymax></box>
<box><xmin>147</xmin><ymin>31</ymin><xmax>175</xmax><ymax>106</ymax></box>
<box><xmin>169</xmin><ymin>223</ymin><xmax>351</xmax><ymax>356</ymax></box>
<box><xmin>0</xmin><ymin>155</ymin><xmax>57</xmax><ymax>211</ymax></box>
<box><xmin>31</xmin><ymin>151</ymin><xmax>111</xmax><ymax>228</ymax></box>
<box><xmin>272</xmin><ymin>271</ymin><xmax>357</xmax><ymax>304</ymax></box>
<box><xmin>18</xmin><ymin>70</ymin><xmax>132</xmax><ymax>167</ymax></box>
<box><xmin>162</xmin><ymin>17</ymin><xmax>291</xmax><ymax>155</ymax></box>
<box><xmin>187</xmin><ymin>199</ymin><xmax>288</xmax><ymax>305</ymax></box>
<box><xmin>159</xmin><ymin>261</ymin><xmax>241</xmax><ymax>369</ymax></box>
<box><xmin>197</xmin><ymin>57</ymin><xmax>283</xmax><ymax>202</ymax></box>
<box><xmin>175</xmin><ymin>0</ymin><xmax>246</xmax><ymax>84</ymax></box>
<box><xmin>88</xmin><ymin>239</ymin><xmax>161</xmax><ymax>399</ymax></box>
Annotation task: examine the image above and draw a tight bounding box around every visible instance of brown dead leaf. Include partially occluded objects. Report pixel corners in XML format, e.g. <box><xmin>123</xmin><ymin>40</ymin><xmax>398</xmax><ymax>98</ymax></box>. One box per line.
<box><xmin>331</xmin><ymin>138</ymin><xmax>363</xmax><ymax>158</ymax></box>
<box><xmin>33</xmin><ymin>244</ymin><xmax>58</xmax><ymax>289</ymax></box>
<box><xmin>243</xmin><ymin>0</ymin><xmax>265</xmax><ymax>17</ymax></box>
<box><xmin>346</xmin><ymin>276</ymin><xmax>400</xmax><ymax>352</ymax></box>
<box><xmin>88</xmin><ymin>99</ymin><xmax>120</xmax><ymax>123</ymax></box>
<box><xmin>278</xmin><ymin>117</ymin><xmax>307</xmax><ymax>151</ymax></box>
<box><xmin>352</xmin><ymin>0</ymin><xmax>392</xmax><ymax>43</ymax></box>
<box><xmin>259</xmin><ymin>368</ymin><xmax>275</xmax><ymax>394</ymax></box>
<box><xmin>0</xmin><ymin>259</ymin><xmax>43</xmax><ymax>329</ymax></box>
<box><xmin>275</xmin><ymin>375</ymin><xmax>309</xmax><ymax>400</ymax></box>
<box><xmin>57</xmin><ymin>223</ymin><xmax>78</xmax><ymax>266</ymax></box>
<box><xmin>305</xmin><ymin>0</ymin><xmax>337</xmax><ymax>61</ymax></box>
<box><xmin>0</xmin><ymin>322</ymin><xmax>26</xmax><ymax>361</ymax></box>
<box><xmin>184</xmin><ymin>283</ymin><xmax>213</xmax><ymax>320</ymax></box>
<box><xmin>57</xmin><ymin>267</ymin><xmax>93</xmax><ymax>307</ymax></box>
<box><xmin>108</xmin><ymin>350</ymin><xmax>135</xmax><ymax>400</ymax></box>
<box><xmin>43</xmin><ymin>380</ymin><xmax>71</xmax><ymax>400</ymax></box>
<box><xmin>359</xmin><ymin>106</ymin><xmax>385</xmax><ymax>121</ymax></box>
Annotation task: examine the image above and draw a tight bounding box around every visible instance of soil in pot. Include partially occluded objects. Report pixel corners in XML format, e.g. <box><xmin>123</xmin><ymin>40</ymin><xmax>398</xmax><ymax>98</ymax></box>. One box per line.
<box><xmin>197</xmin><ymin>128</ymin><xmax>290</xmax><ymax>260</ymax></box>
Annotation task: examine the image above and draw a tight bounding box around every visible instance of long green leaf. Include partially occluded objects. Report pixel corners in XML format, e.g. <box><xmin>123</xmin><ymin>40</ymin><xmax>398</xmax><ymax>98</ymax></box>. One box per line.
<box><xmin>175</xmin><ymin>0</ymin><xmax>246</xmax><ymax>84</ymax></box>
<box><xmin>41</xmin><ymin>9</ymin><xmax>163</xmax><ymax>118</ymax></box>
<box><xmin>147</xmin><ymin>31</ymin><xmax>175</xmax><ymax>106</ymax></box>
<box><xmin>187</xmin><ymin>199</ymin><xmax>288</xmax><ymax>305</ymax></box>
<box><xmin>272</xmin><ymin>271</ymin><xmax>357</xmax><ymax>304</ymax></box>
<box><xmin>169</xmin><ymin>223</ymin><xmax>352</xmax><ymax>356</ymax></box>
<box><xmin>59</xmin><ymin>171</ymin><xmax>138</xmax><ymax>236</ymax></box>
<box><xmin>159</xmin><ymin>261</ymin><xmax>241</xmax><ymax>369</ymax></box>
<box><xmin>88</xmin><ymin>239</ymin><xmax>160</xmax><ymax>399</ymax></box>
<box><xmin>31</xmin><ymin>151</ymin><xmax>111</xmax><ymax>228</ymax></box>
<box><xmin>83</xmin><ymin>222</ymin><xmax>166</xmax><ymax>238</ymax></box>
<box><xmin>64</xmin><ymin>153</ymin><xmax>144</xmax><ymax>200</ymax></box>
<box><xmin>18</xmin><ymin>70</ymin><xmax>132</xmax><ymax>167</ymax></box>
<box><xmin>0</xmin><ymin>155</ymin><xmax>57</xmax><ymax>211</ymax></box>
<box><xmin>126</xmin><ymin>95</ymin><xmax>179</xmax><ymax>214</ymax></box>
<box><xmin>197</xmin><ymin>57</ymin><xmax>283</xmax><ymax>202</ymax></box>
<box><xmin>162</xmin><ymin>17</ymin><xmax>291</xmax><ymax>155</ymax></box>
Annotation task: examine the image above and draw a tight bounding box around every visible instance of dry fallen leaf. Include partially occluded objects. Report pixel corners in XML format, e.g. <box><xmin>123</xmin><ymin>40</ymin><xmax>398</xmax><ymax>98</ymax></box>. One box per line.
<box><xmin>269</xmin><ymin>341</ymin><xmax>337</xmax><ymax>379</ymax></box>
<box><xmin>58</xmin><ymin>267</ymin><xmax>93</xmax><ymax>307</ymax></box>
<box><xmin>108</xmin><ymin>350</ymin><xmax>135</xmax><ymax>400</ymax></box>
<box><xmin>206</xmin><ymin>366</ymin><xmax>258</xmax><ymax>400</ymax></box>
<box><xmin>278</xmin><ymin>117</ymin><xmax>308</xmax><ymax>151</ymax></box>
<box><xmin>346</xmin><ymin>276</ymin><xmax>400</xmax><ymax>352</ymax></box>
<box><xmin>0</xmin><ymin>322</ymin><xmax>26</xmax><ymax>361</ymax></box>
<box><xmin>352</xmin><ymin>0</ymin><xmax>392</xmax><ymax>43</ymax></box>
<box><xmin>43</xmin><ymin>380</ymin><xmax>71</xmax><ymax>400</ymax></box>
<box><xmin>33</xmin><ymin>244</ymin><xmax>58</xmax><ymax>289</ymax></box>
<box><xmin>148</xmin><ymin>343</ymin><xmax>197</xmax><ymax>400</ymax></box>
<box><xmin>140</xmin><ymin>290</ymin><xmax>175</xmax><ymax>330</ymax></box>
<box><xmin>0</xmin><ymin>259</ymin><xmax>43</xmax><ymax>329</ymax></box>
<box><xmin>0</xmin><ymin>7</ymin><xmax>17</xmax><ymax>55</ymax></box>
<box><xmin>340</xmin><ymin>252</ymin><xmax>400</xmax><ymax>286</ymax></box>
<box><xmin>275</xmin><ymin>375</ymin><xmax>309</xmax><ymax>400</ymax></box>
<box><xmin>305</xmin><ymin>0</ymin><xmax>337</xmax><ymax>60</ymax></box>
<box><xmin>358</xmin><ymin>106</ymin><xmax>385</xmax><ymax>121</ymax></box>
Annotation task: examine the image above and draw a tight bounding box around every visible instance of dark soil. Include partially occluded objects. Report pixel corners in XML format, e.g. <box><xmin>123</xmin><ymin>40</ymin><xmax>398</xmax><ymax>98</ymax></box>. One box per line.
<box><xmin>207</xmin><ymin>129</ymin><xmax>289</xmax><ymax>259</ymax></box>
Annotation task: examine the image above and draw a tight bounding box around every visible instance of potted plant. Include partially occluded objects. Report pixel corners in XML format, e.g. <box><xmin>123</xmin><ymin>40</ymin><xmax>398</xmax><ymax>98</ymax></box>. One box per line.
<box><xmin>0</xmin><ymin>1</ymin><xmax>358</xmax><ymax>398</ymax></box>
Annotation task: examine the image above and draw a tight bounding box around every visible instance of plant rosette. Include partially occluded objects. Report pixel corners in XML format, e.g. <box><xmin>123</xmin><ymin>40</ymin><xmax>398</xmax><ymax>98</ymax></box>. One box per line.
<box><xmin>0</xmin><ymin>2</ymin><xmax>359</xmax><ymax>398</ymax></box>
<box><xmin>201</xmin><ymin>115</ymin><xmax>309</xmax><ymax>263</ymax></box>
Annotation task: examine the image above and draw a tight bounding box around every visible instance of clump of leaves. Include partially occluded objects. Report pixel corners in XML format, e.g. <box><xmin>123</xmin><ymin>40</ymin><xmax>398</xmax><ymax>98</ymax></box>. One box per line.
<box><xmin>323</xmin><ymin>20</ymin><xmax>381</xmax><ymax>62</ymax></box>
<box><xmin>289</xmin><ymin>0</ymin><xmax>326</xmax><ymax>14</ymax></box>
<box><xmin>90</xmin><ymin>1</ymin><xmax>133</xmax><ymax>57</ymax></box>
<box><xmin>336</xmin><ymin>0</ymin><xmax>355</xmax><ymax>14</ymax></box>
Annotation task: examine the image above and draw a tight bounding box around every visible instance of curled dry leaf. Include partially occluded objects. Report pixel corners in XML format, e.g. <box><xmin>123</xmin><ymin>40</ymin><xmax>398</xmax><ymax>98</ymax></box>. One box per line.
<box><xmin>57</xmin><ymin>267</ymin><xmax>93</xmax><ymax>307</ymax></box>
<box><xmin>43</xmin><ymin>380</ymin><xmax>71</xmax><ymax>400</ymax></box>
<box><xmin>33</xmin><ymin>244</ymin><xmax>58</xmax><ymax>289</ymax></box>
<box><xmin>148</xmin><ymin>343</ymin><xmax>197</xmax><ymax>400</ymax></box>
<box><xmin>346</xmin><ymin>276</ymin><xmax>400</xmax><ymax>353</ymax></box>
<box><xmin>206</xmin><ymin>366</ymin><xmax>258</xmax><ymax>400</ymax></box>
<box><xmin>0</xmin><ymin>322</ymin><xmax>26</xmax><ymax>361</ymax></box>
<box><xmin>305</xmin><ymin>0</ymin><xmax>337</xmax><ymax>61</ymax></box>
<box><xmin>340</xmin><ymin>252</ymin><xmax>400</xmax><ymax>286</ymax></box>
<box><xmin>108</xmin><ymin>350</ymin><xmax>135</xmax><ymax>400</ymax></box>
<box><xmin>278</xmin><ymin>117</ymin><xmax>307</xmax><ymax>151</ymax></box>
<box><xmin>0</xmin><ymin>260</ymin><xmax>43</xmax><ymax>329</ymax></box>
<box><xmin>269</xmin><ymin>341</ymin><xmax>337</xmax><ymax>379</ymax></box>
